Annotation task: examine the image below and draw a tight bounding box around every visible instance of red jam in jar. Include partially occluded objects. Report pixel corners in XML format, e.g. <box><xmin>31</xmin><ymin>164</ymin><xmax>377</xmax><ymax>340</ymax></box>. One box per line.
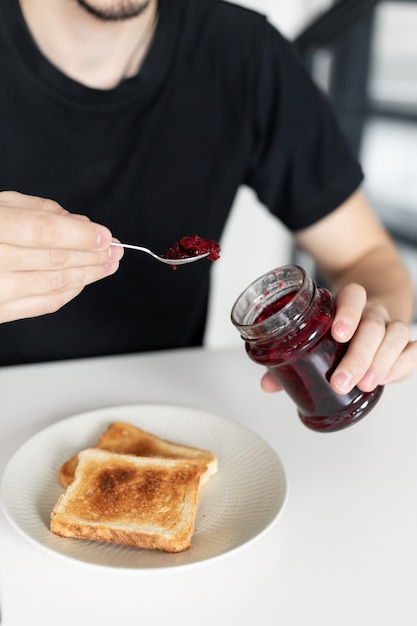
<box><xmin>231</xmin><ymin>265</ymin><xmax>383</xmax><ymax>432</ymax></box>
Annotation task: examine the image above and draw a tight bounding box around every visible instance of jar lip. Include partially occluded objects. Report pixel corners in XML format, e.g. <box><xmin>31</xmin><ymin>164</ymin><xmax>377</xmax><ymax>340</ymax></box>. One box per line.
<box><xmin>230</xmin><ymin>265</ymin><xmax>312</xmax><ymax>339</ymax></box>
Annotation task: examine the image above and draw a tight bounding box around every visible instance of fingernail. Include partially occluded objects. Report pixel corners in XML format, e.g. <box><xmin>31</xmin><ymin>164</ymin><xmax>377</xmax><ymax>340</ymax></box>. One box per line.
<box><xmin>361</xmin><ymin>370</ymin><xmax>376</xmax><ymax>389</ymax></box>
<box><xmin>333</xmin><ymin>319</ymin><xmax>352</xmax><ymax>341</ymax></box>
<box><xmin>104</xmin><ymin>261</ymin><xmax>119</xmax><ymax>274</ymax></box>
<box><xmin>96</xmin><ymin>229</ymin><xmax>111</xmax><ymax>249</ymax></box>
<box><xmin>108</xmin><ymin>244</ymin><xmax>123</xmax><ymax>261</ymax></box>
<box><xmin>333</xmin><ymin>370</ymin><xmax>353</xmax><ymax>392</ymax></box>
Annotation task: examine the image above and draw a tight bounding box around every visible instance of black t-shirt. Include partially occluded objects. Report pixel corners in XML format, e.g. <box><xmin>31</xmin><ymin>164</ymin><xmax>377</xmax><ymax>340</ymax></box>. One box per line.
<box><xmin>0</xmin><ymin>0</ymin><xmax>363</xmax><ymax>365</ymax></box>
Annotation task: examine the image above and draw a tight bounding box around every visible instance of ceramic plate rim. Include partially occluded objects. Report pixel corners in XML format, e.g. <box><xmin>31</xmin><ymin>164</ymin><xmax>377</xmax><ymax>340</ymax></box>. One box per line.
<box><xmin>0</xmin><ymin>404</ymin><xmax>287</xmax><ymax>574</ymax></box>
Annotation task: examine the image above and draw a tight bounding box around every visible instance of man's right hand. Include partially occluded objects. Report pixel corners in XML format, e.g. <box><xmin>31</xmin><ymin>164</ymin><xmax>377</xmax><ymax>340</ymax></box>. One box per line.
<box><xmin>0</xmin><ymin>191</ymin><xmax>123</xmax><ymax>323</ymax></box>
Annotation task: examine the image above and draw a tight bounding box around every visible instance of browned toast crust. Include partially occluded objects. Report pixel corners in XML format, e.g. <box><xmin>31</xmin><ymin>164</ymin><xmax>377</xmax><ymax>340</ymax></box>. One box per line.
<box><xmin>59</xmin><ymin>421</ymin><xmax>217</xmax><ymax>488</ymax></box>
<box><xmin>51</xmin><ymin>448</ymin><xmax>206</xmax><ymax>552</ymax></box>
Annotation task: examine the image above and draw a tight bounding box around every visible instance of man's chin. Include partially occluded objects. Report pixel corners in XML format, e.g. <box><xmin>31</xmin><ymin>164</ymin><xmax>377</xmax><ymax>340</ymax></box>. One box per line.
<box><xmin>75</xmin><ymin>0</ymin><xmax>152</xmax><ymax>21</ymax></box>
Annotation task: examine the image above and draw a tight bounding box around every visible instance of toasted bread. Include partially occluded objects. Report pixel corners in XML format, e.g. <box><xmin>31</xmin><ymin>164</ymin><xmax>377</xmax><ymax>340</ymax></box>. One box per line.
<box><xmin>59</xmin><ymin>421</ymin><xmax>217</xmax><ymax>488</ymax></box>
<box><xmin>51</xmin><ymin>448</ymin><xmax>206</xmax><ymax>552</ymax></box>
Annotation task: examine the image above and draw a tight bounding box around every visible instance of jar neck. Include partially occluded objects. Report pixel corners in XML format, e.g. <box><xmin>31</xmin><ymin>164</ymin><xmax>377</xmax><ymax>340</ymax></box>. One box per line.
<box><xmin>231</xmin><ymin>265</ymin><xmax>316</xmax><ymax>341</ymax></box>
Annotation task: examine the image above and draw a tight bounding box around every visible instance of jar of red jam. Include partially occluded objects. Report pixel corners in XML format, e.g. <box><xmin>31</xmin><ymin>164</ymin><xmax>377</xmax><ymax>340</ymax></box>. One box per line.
<box><xmin>231</xmin><ymin>265</ymin><xmax>383</xmax><ymax>432</ymax></box>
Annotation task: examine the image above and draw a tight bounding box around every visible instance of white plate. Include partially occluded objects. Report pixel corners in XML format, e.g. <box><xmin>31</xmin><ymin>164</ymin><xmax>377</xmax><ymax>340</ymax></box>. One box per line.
<box><xmin>0</xmin><ymin>404</ymin><xmax>287</xmax><ymax>573</ymax></box>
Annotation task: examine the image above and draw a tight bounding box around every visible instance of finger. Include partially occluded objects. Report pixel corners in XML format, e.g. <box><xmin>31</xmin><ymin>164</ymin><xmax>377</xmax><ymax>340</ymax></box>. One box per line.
<box><xmin>0</xmin><ymin>261</ymin><xmax>120</xmax><ymax>305</ymax></box>
<box><xmin>0</xmin><ymin>288</ymin><xmax>85</xmax><ymax>323</ymax></box>
<box><xmin>0</xmin><ymin>241</ymin><xmax>123</xmax><ymax>272</ymax></box>
<box><xmin>0</xmin><ymin>191</ymin><xmax>69</xmax><ymax>215</ymax></box>
<box><xmin>332</xmin><ymin>282</ymin><xmax>367</xmax><ymax>343</ymax></box>
<box><xmin>330</xmin><ymin>304</ymin><xmax>388</xmax><ymax>393</ymax></box>
<box><xmin>0</xmin><ymin>204</ymin><xmax>112</xmax><ymax>250</ymax></box>
<box><xmin>261</xmin><ymin>371</ymin><xmax>283</xmax><ymax>392</ymax></box>
<box><xmin>67</xmin><ymin>214</ymin><xmax>91</xmax><ymax>222</ymax></box>
<box><xmin>356</xmin><ymin>320</ymin><xmax>410</xmax><ymax>390</ymax></box>
<box><xmin>379</xmin><ymin>337</ymin><xmax>417</xmax><ymax>385</ymax></box>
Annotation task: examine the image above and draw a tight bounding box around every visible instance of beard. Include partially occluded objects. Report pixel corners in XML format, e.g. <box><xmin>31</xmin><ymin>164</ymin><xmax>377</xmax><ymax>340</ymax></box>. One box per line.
<box><xmin>75</xmin><ymin>0</ymin><xmax>152</xmax><ymax>21</ymax></box>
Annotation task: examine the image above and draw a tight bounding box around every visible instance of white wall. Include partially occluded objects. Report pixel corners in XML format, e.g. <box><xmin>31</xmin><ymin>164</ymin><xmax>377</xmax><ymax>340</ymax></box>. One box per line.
<box><xmin>205</xmin><ymin>1</ymin><xmax>330</xmax><ymax>347</ymax></box>
<box><xmin>234</xmin><ymin>0</ymin><xmax>331</xmax><ymax>37</ymax></box>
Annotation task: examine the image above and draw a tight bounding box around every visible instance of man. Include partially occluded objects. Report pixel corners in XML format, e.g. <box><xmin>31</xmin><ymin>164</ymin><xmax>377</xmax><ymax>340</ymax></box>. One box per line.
<box><xmin>0</xmin><ymin>0</ymin><xmax>415</xmax><ymax>398</ymax></box>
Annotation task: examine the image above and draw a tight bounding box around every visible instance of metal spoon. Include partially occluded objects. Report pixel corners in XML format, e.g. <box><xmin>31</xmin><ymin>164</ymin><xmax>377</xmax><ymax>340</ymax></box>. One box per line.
<box><xmin>110</xmin><ymin>241</ymin><xmax>210</xmax><ymax>266</ymax></box>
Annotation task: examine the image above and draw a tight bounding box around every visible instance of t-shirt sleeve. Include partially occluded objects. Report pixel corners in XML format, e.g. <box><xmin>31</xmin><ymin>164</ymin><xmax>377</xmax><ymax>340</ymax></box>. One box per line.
<box><xmin>244</xmin><ymin>19</ymin><xmax>364</xmax><ymax>231</ymax></box>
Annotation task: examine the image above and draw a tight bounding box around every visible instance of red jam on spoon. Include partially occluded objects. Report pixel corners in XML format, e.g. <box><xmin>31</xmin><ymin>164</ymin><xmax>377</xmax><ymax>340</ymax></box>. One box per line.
<box><xmin>162</xmin><ymin>234</ymin><xmax>221</xmax><ymax>269</ymax></box>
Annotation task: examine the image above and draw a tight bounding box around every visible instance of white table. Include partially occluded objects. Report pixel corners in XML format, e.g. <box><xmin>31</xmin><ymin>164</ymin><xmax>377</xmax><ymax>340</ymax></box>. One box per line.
<box><xmin>1</xmin><ymin>343</ymin><xmax>417</xmax><ymax>625</ymax></box>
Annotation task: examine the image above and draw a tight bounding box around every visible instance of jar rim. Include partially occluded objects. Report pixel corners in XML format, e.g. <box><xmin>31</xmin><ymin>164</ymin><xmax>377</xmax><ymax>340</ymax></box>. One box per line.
<box><xmin>230</xmin><ymin>265</ymin><xmax>312</xmax><ymax>340</ymax></box>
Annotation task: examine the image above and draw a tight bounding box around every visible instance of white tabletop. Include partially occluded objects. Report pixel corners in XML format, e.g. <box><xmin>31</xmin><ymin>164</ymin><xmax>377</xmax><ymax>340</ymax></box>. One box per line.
<box><xmin>1</xmin><ymin>342</ymin><xmax>417</xmax><ymax>626</ymax></box>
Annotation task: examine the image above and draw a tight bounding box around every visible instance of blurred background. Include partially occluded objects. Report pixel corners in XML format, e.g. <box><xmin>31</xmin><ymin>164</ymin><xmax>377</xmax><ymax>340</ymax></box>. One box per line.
<box><xmin>205</xmin><ymin>0</ymin><xmax>417</xmax><ymax>347</ymax></box>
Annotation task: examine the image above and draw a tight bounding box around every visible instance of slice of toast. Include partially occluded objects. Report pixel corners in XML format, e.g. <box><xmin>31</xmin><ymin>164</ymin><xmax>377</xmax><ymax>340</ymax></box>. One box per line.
<box><xmin>51</xmin><ymin>448</ymin><xmax>206</xmax><ymax>553</ymax></box>
<box><xmin>59</xmin><ymin>421</ymin><xmax>218</xmax><ymax>488</ymax></box>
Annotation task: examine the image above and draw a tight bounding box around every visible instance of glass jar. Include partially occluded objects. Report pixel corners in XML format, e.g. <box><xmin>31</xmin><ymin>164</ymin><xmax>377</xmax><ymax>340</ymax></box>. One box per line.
<box><xmin>230</xmin><ymin>265</ymin><xmax>383</xmax><ymax>432</ymax></box>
